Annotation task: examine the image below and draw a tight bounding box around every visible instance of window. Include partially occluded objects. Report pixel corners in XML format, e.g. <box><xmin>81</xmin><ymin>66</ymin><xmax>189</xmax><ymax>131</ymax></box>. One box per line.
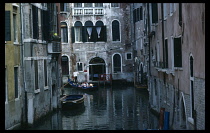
<box><xmin>152</xmin><ymin>3</ymin><xmax>158</xmax><ymax>23</ymax></box>
<box><xmin>84</xmin><ymin>3</ymin><xmax>92</xmax><ymax>7</ymax></box>
<box><xmin>163</xmin><ymin>3</ymin><xmax>167</xmax><ymax>20</ymax></box>
<box><xmin>174</xmin><ymin>37</ymin><xmax>182</xmax><ymax>67</ymax></box>
<box><xmin>190</xmin><ymin>56</ymin><xmax>194</xmax><ymax>118</ymax></box>
<box><xmin>60</xmin><ymin>3</ymin><xmax>68</xmax><ymax>12</ymax></box>
<box><xmin>44</xmin><ymin>60</ymin><xmax>48</xmax><ymax>86</ymax></box>
<box><xmin>112</xmin><ymin>20</ymin><xmax>120</xmax><ymax>41</ymax></box>
<box><xmin>111</xmin><ymin>3</ymin><xmax>119</xmax><ymax>7</ymax></box>
<box><xmin>126</xmin><ymin>53</ymin><xmax>132</xmax><ymax>60</ymax></box>
<box><xmin>77</xmin><ymin>62</ymin><xmax>83</xmax><ymax>71</ymax></box>
<box><xmin>133</xmin><ymin>9</ymin><xmax>136</xmax><ymax>23</ymax></box>
<box><xmin>72</xmin><ymin>20</ymin><xmax>106</xmax><ymax>43</ymax></box>
<box><xmin>164</xmin><ymin>39</ymin><xmax>168</xmax><ymax>68</ymax></box>
<box><xmin>95</xmin><ymin>21</ymin><xmax>106</xmax><ymax>42</ymax></box>
<box><xmin>95</xmin><ymin>3</ymin><xmax>103</xmax><ymax>7</ymax></box>
<box><xmin>61</xmin><ymin>22</ymin><xmax>68</xmax><ymax>43</ymax></box>
<box><xmin>84</xmin><ymin>21</ymin><xmax>94</xmax><ymax>42</ymax></box>
<box><xmin>171</xmin><ymin>36</ymin><xmax>174</xmax><ymax>70</ymax></box>
<box><xmin>137</xmin><ymin>8</ymin><xmax>140</xmax><ymax>21</ymax></box>
<box><xmin>140</xmin><ymin>7</ymin><xmax>143</xmax><ymax>20</ymax></box>
<box><xmin>5</xmin><ymin>11</ymin><xmax>11</xmax><ymax>41</ymax></box>
<box><xmin>5</xmin><ymin>68</ymin><xmax>7</xmax><ymax>102</ymax></box>
<box><xmin>43</xmin><ymin>10</ymin><xmax>49</xmax><ymax>41</ymax></box>
<box><xmin>113</xmin><ymin>54</ymin><xmax>121</xmax><ymax>73</ymax></box>
<box><xmin>32</xmin><ymin>5</ymin><xmax>38</xmax><ymax>39</ymax></box>
<box><xmin>34</xmin><ymin>60</ymin><xmax>39</xmax><ymax>90</ymax></box>
<box><xmin>62</xmin><ymin>56</ymin><xmax>69</xmax><ymax>75</ymax></box>
<box><xmin>74</xmin><ymin>3</ymin><xmax>82</xmax><ymax>7</ymax></box>
<box><xmin>190</xmin><ymin>56</ymin><xmax>193</xmax><ymax>77</ymax></box>
<box><xmin>179</xmin><ymin>3</ymin><xmax>182</xmax><ymax>26</ymax></box>
<box><xmin>13</xmin><ymin>13</ymin><xmax>17</xmax><ymax>42</ymax></box>
<box><xmin>14</xmin><ymin>67</ymin><xmax>18</xmax><ymax>98</ymax></box>
<box><xmin>74</xmin><ymin>21</ymin><xmax>82</xmax><ymax>42</ymax></box>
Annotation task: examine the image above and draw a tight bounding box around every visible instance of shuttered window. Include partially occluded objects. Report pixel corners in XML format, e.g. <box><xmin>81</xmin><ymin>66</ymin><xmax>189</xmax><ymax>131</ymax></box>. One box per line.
<box><xmin>72</xmin><ymin>20</ymin><xmax>106</xmax><ymax>43</ymax></box>
<box><xmin>62</xmin><ymin>56</ymin><xmax>69</xmax><ymax>75</ymax></box>
<box><xmin>133</xmin><ymin>9</ymin><xmax>136</xmax><ymax>23</ymax></box>
<box><xmin>112</xmin><ymin>20</ymin><xmax>120</xmax><ymax>41</ymax></box>
<box><xmin>179</xmin><ymin>3</ymin><xmax>182</xmax><ymax>26</ymax></box>
<box><xmin>152</xmin><ymin>3</ymin><xmax>158</xmax><ymax>23</ymax></box>
<box><xmin>95</xmin><ymin>3</ymin><xmax>103</xmax><ymax>7</ymax></box>
<box><xmin>61</xmin><ymin>22</ymin><xmax>68</xmax><ymax>43</ymax></box>
<box><xmin>111</xmin><ymin>3</ymin><xmax>119</xmax><ymax>7</ymax></box>
<box><xmin>137</xmin><ymin>8</ymin><xmax>140</xmax><ymax>21</ymax></box>
<box><xmin>74</xmin><ymin>3</ymin><xmax>82</xmax><ymax>7</ymax></box>
<box><xmin>14</xmin><ymin>67</ymin><xmax>18</xmax><ymax>98</ymax></box>
<box><xmin>140</xmin><ymin>7</ymin><xmax>143</xmax><ymax>20</ymax></box>
<box><xmin>34</xmin><ymin>60</ymin><xmax>39</xmax><ymax>90</ymax></box>
<box><xmin>165</xmin><ymin>39</ymin><xmax>168</xmax><ymax>68</ymax></box>
<box><xmin>84</xmin><ymin>3</ymin><xmax>92</xmax><ymax>7</ymax></box>
<box><xmin>44</xmin><ymin>60</ymin><xmax>48</xmax><ymax>86</ymax></box>
<box><xmin>174</xmin><ymin>37</ymin><xmax>182</xmax><ymax>67</ymax></box>
<box><xmin>190</xmin><ymin>56</ymin><xmax>193</xmax><ymax>77</ymax></box>
<box><xmin>77</xmin><ymin>62</ymin><xmax>83</xmax><ymax>71</ymax></box>
<box><xmin>5</xmin><ymin>11</ymin><xmax>11</xmax><ymax>41</ymax></box>
<box><xmin>95</xmin><ymin>21</ymin><xmax>106</xmax><ymax>42</ymax></box>
<box><xmin>32</xmin><ymin>5</ymin><xmax>38</xmax><ymax>39</ymax></box>
<box><xmin>113</xmin><ymin>54</ymin><xmax>121</xmax><ymax>73</ymax></box>
<box><xmin>42</xmin><ymin>10</ymin><xmax>50</xmax><ymax>41</ymax></box>
<box><xmin>60</xmin><ymin>3</ymin><xmax>69</xmax><ymax>12</ymax></box>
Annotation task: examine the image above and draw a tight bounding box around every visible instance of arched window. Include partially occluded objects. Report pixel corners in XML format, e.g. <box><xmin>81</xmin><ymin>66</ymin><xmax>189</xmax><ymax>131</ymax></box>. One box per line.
<box><xmin>74</xmin><ymin>21</ymin><xmax>82</xmax><ymax>42</ymax></box>
<box><xmin>85</xmin><ymin>21</ymin><xmax>94</xmax><ymax>42</ymax></box>
<box><xmin>61</xmin><ymin>56</ymin><xmax>69</xmax><ymax>75</ymax></box>
<box><xmin>190</xmin><ymin>55</ymin><xmax>194</xmax><ymax>118</ymax></box>
<box><xmin>61</xmin><ymin>22</ymin><xmax>68</xmax><ymax>43</ymax></box>
<box><xmin>112</xmin><ymin>20</ymin><xmax>120</xmax><ymax>41</ymax></box>
<box><xmin>95</xmin><ymin>21</ymin><xmax>106</xmax><ymax>42</ymax></box>
<box><xmin>113</xmin><ymin>54</ymin><xmax>121</xmax><ymax>73</ymax></box>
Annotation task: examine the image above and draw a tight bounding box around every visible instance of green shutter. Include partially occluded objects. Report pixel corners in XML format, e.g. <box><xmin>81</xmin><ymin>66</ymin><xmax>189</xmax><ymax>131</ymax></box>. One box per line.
<box><xmin>104</xmin><ymin>26</ymin><xmax>107</xmax><ymax>42</ymax></box>
<box><xmin>5</xmin><ymin>11</ymin><xmax>11</xmax><ymax>41</ymax></box>
<box><xmin>71</xmin><ymin>27</ymin><xmax>75</xmax><ymax>43</ymax></box>
<box><xmin>82</xmin><ymin>26</ymin><xmax>87</xmax><ymax>42</ymax></box>
<box><xmin>92</xmin><ymin>26</ymin><xmax>97</xmax><ymax>42</ymax></box>
<box><xmin>152</xmin><ymin>3</ymin><xmax>158</xmax><ymax>23</ymax></box>
<box><xmin>174</xmin><ymin>37</ymin><xmax>182</xmax><ymax>67</ymax></box>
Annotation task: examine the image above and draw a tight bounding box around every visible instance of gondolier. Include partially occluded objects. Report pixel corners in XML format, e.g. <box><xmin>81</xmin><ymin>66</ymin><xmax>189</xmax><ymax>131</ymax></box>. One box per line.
<box><xmin>73</xmin><ymin>71</ymin><xmax>79</xmax><ymax>83</ymax></box>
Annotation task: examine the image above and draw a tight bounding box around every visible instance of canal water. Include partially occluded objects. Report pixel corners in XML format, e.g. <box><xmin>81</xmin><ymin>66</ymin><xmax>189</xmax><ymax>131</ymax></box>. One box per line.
<box><xmin>20</xmin><ymin>84</ymin><xmax>159</xmax><ymax>130</ymax></box>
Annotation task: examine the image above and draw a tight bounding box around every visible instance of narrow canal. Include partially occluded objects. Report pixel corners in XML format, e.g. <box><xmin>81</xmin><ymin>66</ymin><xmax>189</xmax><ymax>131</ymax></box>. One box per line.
<box><xmin>20</xmin><ymin>84</ymin><xmax>159</xmax><ymax>130</ymax></box>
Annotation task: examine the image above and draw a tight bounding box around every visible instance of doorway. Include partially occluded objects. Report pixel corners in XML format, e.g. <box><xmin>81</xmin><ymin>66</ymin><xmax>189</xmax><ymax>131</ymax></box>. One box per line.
<box><xmin>89</xmin><ymin>57</ymin><xmax>105</xmax><ymax>81</ymax></box>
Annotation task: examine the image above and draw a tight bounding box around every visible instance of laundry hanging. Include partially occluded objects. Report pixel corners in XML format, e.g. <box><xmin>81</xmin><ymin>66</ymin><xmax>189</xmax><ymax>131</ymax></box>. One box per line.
<box><xmin>96</xmin><ymin>27</ymin><xmax>101</xmax><ymax>38</ymax></box>
<box><xmin>87</xmin><ymin>27</ymin><xmax>92</xmax><ymax>39</ymax></box>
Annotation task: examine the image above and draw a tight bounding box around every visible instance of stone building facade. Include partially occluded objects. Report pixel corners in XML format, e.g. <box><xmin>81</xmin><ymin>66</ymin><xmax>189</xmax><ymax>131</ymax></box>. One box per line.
<box><xmin>5</xmin><ymin>3</ymin><xmax>24</xmax><ymax>130</ymax></box>
<box><xmin>59</xmin><ymin>3</ymin><xmax>133</xmax><ymax>83</ymax></box>
<box><xmin>20</xmin><ymin>3</ymin><xmax>62</xmax><ymax>126</ymax></box>
<box><xmin>141</xmin><ymin>3</ymin><xmax>205</xmax><ymax>130</ymax></box>
<box><xmin>5</xmin><ymin>3</ymin><xmax>62</xmax><ymax>129</ymax></box>
<box><xmin>130</xmin><ymin>3</ymin><xmax>149</xmax><ymax>86</ymax></box>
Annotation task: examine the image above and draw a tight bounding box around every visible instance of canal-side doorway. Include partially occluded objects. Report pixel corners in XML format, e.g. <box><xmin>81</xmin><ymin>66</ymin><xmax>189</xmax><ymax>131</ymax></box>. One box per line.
<box><xmin>89</xmin><ymin>57</ymin><xmax>105</xmax><ymax>81</ymax></box>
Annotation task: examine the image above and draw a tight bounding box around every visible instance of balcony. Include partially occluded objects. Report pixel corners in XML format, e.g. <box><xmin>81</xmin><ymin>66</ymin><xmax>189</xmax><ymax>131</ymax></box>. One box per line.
<box><xmin>48</xmin><ymin>41</ymin><xmax>61</xmax><ymax>54</ymax></box>
<box><xmin>73</xmin><ymin>8</ymin><xmax>104</xmax><ymax>16</ymax></box>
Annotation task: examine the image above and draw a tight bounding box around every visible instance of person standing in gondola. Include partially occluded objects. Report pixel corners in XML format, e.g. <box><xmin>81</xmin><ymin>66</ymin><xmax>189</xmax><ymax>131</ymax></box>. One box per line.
<box><xmin>73</xmin><ymin>71</ymin><xmax>78</xmax><ymax>83</ymax></box>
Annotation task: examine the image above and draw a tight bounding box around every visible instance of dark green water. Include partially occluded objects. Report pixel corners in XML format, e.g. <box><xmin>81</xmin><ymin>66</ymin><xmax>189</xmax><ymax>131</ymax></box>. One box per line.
<box><xmin>19</xmin><ymin>85</ymin><xmax>158</xmax><ymax>130</ymax></box>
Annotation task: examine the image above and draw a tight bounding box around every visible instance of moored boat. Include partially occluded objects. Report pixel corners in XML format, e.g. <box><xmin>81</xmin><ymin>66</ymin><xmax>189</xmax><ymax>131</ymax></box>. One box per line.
<box><xmin>60</xmin><ymin>95</ymin><xmax>84</xmax><ymax>109</ymax></box>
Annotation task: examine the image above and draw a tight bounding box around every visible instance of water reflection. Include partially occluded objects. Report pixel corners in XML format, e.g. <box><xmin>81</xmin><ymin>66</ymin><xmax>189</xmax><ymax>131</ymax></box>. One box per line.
<box><xmin>20</xmin><ymin>85</ymin><xmax>159</xmax><ymax>130</ymax></box>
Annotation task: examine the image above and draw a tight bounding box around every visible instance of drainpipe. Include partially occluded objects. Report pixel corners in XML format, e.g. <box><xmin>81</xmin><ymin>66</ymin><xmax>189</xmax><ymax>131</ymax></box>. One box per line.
<box><xmin>161</xmin><ymin>3</ymin><xmax>165</xmax><ymax>68</ymax></box>
<box><xmin>20</xmin><ymin>3</ymin><xmax>28</xmax><ymax>125</ymax></box>
<box><xmin>147</xmin><ymin>3</ymin><xmax>151</xmax><ymax>76</ymax></box>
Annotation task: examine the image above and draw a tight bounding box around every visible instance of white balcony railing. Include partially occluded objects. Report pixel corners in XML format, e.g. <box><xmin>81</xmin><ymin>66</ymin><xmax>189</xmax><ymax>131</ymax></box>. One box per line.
<box><xmin>73</xmin><ymin>8</ymin><xmax>104</xmax><ymax>16</ymax></box>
